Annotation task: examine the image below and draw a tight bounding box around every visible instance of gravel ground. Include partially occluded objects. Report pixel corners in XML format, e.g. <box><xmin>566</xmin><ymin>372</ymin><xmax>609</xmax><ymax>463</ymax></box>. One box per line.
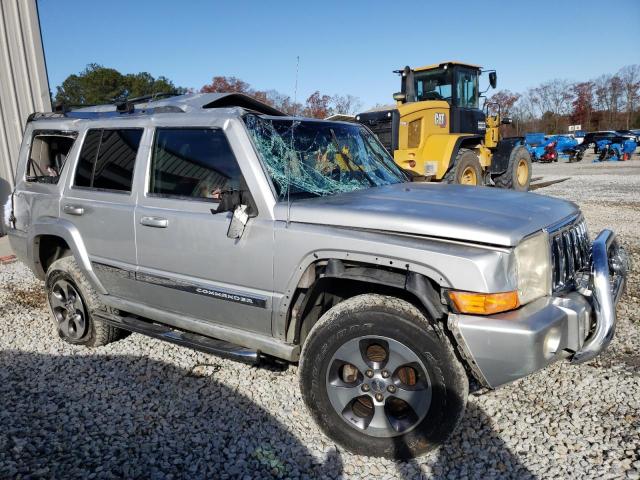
<box><xmin>1</xmin><ymin>155</ymin><xmax>639</xmax><ymax>479</ymax></box>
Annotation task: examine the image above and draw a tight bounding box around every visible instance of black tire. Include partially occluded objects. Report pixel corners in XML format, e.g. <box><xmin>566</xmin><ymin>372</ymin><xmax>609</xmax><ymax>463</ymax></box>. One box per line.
<box><xmin>299</xmin><ymin>294</ymin><xmax>468</xmax><ymax>459</ymax></box>
<box><xmin>45</xmin><ymin>256</ymin><xmax>125</xmax><ymax>347</ymax></box>
<box><xmin>599</xmin><ymin>147</ymin><xmax>608</xmax><ymax>162</ymax></box>
<box><xmin>443</xmin><ymin>149</ymin><xmax>482</xmax><ymax>186</ymax></box>
<box><xmin>493</xmin><ymin>145</ymin><xmax>532</xmax><ymax>191</ymax></box>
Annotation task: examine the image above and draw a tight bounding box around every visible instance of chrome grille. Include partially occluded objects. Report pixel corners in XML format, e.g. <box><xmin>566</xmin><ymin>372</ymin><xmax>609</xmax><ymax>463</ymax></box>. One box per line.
<box><xmin>549</xmin><ymin>217</ymin><xmax>590</xmax><ymax>292</ymax></box>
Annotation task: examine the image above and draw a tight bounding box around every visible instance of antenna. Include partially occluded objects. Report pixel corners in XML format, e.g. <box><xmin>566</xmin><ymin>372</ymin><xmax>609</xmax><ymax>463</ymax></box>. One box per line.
<box><xmin>287</xmin><ymin>56</ymin><xmax>300</xmax><ymax>227</ymax></box>
<box><xmin>293</xmin><ymin>55</ymin><xmax>300</xmax><ymax>116</ymax></box>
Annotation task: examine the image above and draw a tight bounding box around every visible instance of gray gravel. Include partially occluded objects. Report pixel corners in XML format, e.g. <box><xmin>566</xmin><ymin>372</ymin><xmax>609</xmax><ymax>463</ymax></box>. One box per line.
<box><xmin>1</xmin><ymin>155</ymin><xmax>639</xmax><ymax>479</ymax></box>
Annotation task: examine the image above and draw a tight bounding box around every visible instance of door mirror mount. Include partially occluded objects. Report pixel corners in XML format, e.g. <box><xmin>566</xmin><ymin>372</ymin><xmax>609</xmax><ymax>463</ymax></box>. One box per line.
<box><xmin>227</xmin><ymin>204</ymin><xmax>250</xmax><ymax>239</ymax></box>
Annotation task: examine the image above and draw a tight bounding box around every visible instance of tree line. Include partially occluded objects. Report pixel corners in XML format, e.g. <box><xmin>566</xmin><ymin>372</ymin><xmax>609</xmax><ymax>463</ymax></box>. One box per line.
<box><xmin>54</xmin><ymin>64</ymin><xmax>362</xmax><ymax>118</ymax></box>
<box><xmin>488</xmin><ymin>65</ymin><xmax>640</xmax><ymax>135</ymax></box>
<box><xmin>55</xmin><ymin>63</ymin><xmax>639</xmax><ymax>133</ymax></box>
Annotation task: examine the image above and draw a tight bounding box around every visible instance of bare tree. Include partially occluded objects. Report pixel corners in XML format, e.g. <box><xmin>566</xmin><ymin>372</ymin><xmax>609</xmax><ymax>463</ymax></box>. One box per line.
<box><xmin>526</xmin><ymin>80</ymin><xmax>574</xmax><ymax>133</ymax></box>
<box><xmin>330</xmin><ymin>94</ymin><xmax>363</xmax><ymax>115</ymax></box>
<box><xmin>594</xmin><ymin>74</ymin><xmax>625</xmax><ymax>129</ymax></box>
<box><xmin>618</xmin><ymin>65</ymin><xmax>640</xmax><ymax>129</ymax></box>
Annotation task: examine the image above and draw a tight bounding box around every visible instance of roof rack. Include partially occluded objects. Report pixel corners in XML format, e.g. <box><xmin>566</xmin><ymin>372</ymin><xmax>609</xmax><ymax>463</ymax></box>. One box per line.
<box><xmin>27</xmin><ymin>92</ymin><xmax>285</xmax><ymax>123</ymax></box>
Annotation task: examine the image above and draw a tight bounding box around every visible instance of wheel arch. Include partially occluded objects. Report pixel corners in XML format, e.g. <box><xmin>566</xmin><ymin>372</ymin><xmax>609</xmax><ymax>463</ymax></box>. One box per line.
<box><xmin>283</xmin><ymin>258</ymin><xmax>448</xmax><ymax>347</ymax></box>
<box><xmin>444</xmin><ymin>135</ymin><xmax>484</xmax><ymax>177</ymax></box>
<box><xmin>28</xmin><ymin>217</ymin><xmax>107</xmax><ymax>294</ymax></box>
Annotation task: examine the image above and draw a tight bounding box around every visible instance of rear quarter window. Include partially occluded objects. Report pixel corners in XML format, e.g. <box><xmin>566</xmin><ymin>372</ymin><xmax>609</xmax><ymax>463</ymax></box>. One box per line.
<box><xmin>26</xmin><ymin>131</ymin><xmax>77</xmax><ymax>184</ymax></box>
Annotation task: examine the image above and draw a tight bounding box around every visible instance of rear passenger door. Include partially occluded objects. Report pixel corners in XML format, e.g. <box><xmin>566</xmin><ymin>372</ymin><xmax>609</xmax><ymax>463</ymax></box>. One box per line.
<box><xmin>63</xmin><ymin>127</ymin><xmax>145</xmax><ymax>299</ymax></box>
<box><xmin>134</xmin><ymin>126</ymin><xmax>274</xmax><ymax>335</ymax></box>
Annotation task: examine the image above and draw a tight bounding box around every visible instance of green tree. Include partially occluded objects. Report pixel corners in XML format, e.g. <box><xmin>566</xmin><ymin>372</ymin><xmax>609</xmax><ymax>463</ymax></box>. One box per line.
<box><xmin>55</xmin><ymin>64</ymin><xmax>185</xmax><ymax>106</ymax></box>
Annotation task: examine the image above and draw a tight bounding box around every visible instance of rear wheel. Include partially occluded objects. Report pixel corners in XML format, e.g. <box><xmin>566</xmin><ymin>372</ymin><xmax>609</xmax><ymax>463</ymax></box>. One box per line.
<box><xmin>443</xmin><ymin>149</ymin><xmax>482</xmax><ymax>186</ymax></box>
<box><xmin>494</xmin><ymin>145</ymin><xmax>532</xmax><ymax>191</ymax></box>
<box><xmin>45</xmin><ymin>256</ymin><xmax>125</xmax><ymax>347</ymax></box>
<box><xmin>299</xmin><ymin>294</ymin><xmax>468</xmax><ymax>459</ymax></box>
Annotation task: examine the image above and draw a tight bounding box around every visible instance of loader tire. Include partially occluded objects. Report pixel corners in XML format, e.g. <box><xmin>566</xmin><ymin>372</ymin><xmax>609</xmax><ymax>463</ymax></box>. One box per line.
<box><xmin>443</xmin><ymin>149</ymin><xmax>482</xmax><ymax>186</ymax></box>
<box><xmin>494</xmin><ymin>145</ymin><xmax>532</xmax><ymax>191</ymax></box>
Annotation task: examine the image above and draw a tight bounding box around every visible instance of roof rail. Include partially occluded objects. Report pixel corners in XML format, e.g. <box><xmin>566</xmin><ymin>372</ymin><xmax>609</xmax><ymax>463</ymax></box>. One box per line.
<box><xmin>27</xmin><ymin>92</ymin><xmax>284</xmax><ymax>123</ymax></box>
<box><xmin>27</xmin><ymin>112</ymin><xmax>67</xmax><ymax>122</ymax></box>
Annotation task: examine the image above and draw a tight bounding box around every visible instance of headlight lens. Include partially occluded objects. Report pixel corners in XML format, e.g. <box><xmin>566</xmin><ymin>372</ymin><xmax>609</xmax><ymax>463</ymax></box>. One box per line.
<box><xmin>515</xmin><ymin>231</ymin><xmax>551</xmax><ymax>305</ymax></box>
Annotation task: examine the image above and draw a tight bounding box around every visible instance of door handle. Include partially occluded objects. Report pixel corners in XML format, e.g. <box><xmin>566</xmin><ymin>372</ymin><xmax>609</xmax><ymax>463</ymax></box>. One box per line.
<box><xmin>140</xmin><ymin>216</ymin><xmax>168</xmax><ymax>228</ymax></box>
<box><xmin>63</xmin><ymin>204</ymin><xmax>84</xmax><ymax>216</ymax></box>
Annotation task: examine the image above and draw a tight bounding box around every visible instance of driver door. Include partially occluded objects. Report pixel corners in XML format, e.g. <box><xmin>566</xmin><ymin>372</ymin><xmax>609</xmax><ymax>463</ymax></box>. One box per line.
<box><xmin>134</xmin><ymin>126</ymin><xmax>273</xmax><ymax>335</ymax></box>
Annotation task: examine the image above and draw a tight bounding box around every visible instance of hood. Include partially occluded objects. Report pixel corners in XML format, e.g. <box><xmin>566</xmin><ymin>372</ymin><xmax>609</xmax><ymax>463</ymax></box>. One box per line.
<box><xmin>274</xmin><ymin>183</ymin><xmax>579</xmax><ymax>247</ymax></box>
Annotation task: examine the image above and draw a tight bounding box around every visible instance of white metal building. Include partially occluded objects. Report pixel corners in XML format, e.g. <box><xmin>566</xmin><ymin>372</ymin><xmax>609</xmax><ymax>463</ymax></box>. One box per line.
<box><xmin>0</xmin><ymin>0</ymin><xmax>50</xmax><ymax>234</ymax></box>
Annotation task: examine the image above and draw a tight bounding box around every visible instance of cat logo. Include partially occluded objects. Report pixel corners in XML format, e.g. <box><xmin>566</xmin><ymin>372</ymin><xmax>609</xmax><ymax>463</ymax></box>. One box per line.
<box><xmin>434</xmin><ymin>112</ymin><xmax>447</xmax><ymax>128</ymax></box>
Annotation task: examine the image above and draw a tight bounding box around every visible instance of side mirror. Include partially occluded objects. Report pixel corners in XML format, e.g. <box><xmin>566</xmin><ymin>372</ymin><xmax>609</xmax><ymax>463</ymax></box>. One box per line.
<box><xmin>393</xmin><ymin>92</ymin><xmax>406</xmax><ymax>102</ymax></box>
<box><xmin>227</xmin><ymin>204</ymin><xmax>250</xmax><ymax>239</ymax></box>
<box><xmin>489</xmin><ymin>71</ymin><xmax>497</xmax><ymax>89</ymax></box>
<box><xmin>501</xmin><ymin>116</ymin><xmax>513</xmax><ymax>125</ymax></box>
<box><xmin>211</xmin><ymin>188</ymin><xmax>256</xmax><ymax>239</ymax></box>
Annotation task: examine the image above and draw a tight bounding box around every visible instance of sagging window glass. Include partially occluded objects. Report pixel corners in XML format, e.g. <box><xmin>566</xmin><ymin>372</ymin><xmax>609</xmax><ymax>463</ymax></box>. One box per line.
<box><xmin>150</xmin><ymin>128</ymin><xmax>243</xmax><ymax>201</ymax></box>
<box><xmin>244</xmin><ymin>115</ymin><xmax>407</xmax><ymax>200</ymax></box>
<box><xmin>74</xmin><ymin>129</ymin><xmax>143</xmax><ymax>192</ymax></box>
<box><xmin>26</xmin><ymin>131</ymin><xmax>77</xmax><ymax>184</ymax></box>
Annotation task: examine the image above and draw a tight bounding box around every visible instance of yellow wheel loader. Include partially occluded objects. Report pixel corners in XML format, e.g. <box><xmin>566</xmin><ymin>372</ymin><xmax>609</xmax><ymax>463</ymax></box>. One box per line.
<box><xmin>356</xmin><ymin>61</ymin><xmax>532</xmax><ymax>190</ymax></box>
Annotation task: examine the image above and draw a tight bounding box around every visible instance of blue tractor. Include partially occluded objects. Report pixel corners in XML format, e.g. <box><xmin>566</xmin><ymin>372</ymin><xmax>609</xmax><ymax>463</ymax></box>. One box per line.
<box><xmin>594</xmin><ymin>138</ymin><xmax>637</xmax><ymax>162</ymax></box>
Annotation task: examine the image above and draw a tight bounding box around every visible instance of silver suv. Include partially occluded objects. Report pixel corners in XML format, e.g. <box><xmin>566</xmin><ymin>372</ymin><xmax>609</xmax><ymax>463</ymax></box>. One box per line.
<box><xmin>5</xmin><ymin>93</ymin><xmax>628</xmax><ymax>458</ymax></box>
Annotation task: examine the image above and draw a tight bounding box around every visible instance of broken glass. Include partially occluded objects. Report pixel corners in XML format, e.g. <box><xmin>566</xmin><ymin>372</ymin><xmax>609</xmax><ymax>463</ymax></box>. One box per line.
<box><xmin>243</xmin><ymin>115</ymin><xmax>407</xmax><ymax>200</ymax></box>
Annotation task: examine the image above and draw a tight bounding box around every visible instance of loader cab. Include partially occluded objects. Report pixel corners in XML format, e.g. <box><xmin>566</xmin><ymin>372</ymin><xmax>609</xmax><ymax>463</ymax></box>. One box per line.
<box><xmin>396</xmin><ymin>62</ymin><xmax>492</xmax><ymax>135</ymax></box>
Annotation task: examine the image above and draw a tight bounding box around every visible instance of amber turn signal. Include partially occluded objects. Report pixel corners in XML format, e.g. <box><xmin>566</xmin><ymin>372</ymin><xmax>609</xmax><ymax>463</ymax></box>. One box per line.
<box><xmin>448</xmin><ymin>290</ymin><xmax>520</xmax><ymax>315</ymax></box>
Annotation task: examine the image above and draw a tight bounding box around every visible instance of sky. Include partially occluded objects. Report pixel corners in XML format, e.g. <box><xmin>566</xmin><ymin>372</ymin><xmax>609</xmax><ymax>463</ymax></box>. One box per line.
<box><xmin>38</xmin><ymin>0</ymin><xmax>640</xmax><ymax>109</ymax></box>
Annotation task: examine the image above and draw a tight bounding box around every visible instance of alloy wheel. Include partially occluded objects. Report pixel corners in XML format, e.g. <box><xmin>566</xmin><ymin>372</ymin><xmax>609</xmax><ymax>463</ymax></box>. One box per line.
<box><xmin>325</xmin><ymin>335</ymin><xmax>432</xmax><ymax>438</ymax></box>
<box><xmin>49</xmin><ymin>279</ymin><xmax>88</xmax><ymax>341</ymax></box>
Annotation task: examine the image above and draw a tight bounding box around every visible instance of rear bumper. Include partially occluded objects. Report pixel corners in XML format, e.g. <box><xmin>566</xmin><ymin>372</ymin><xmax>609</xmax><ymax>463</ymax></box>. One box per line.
<box><xmin>449</xmin><ymin>229</ymin><xmax>628</xmax><ymax>388</ymax></box>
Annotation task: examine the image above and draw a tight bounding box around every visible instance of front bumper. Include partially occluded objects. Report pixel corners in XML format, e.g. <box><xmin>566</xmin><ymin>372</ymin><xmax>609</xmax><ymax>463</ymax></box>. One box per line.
<box><xmin>448</xmin><ymin>229</ymin><xmax>628</xmax><ymax>388</ymax></box>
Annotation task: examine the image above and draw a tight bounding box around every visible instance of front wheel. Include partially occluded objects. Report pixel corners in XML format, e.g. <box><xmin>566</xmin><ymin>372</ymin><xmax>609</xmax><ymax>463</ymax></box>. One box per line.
<box><xmin>299</xmin><ymin>294</ymin><xmax>468</xmax><ymax>459</ymax></box>
<box><xmin>443</xmin><ymin>149</ymin><xmax>482</xmax><ymax>186</ymax></box>
<box><xmin>493</xmin><ymin>145</ymin><xmax>532</xmax><ymax>191</ymax></box>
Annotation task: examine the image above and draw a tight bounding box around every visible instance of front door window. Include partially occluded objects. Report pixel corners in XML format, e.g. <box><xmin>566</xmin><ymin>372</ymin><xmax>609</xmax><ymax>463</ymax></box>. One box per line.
<box><xmin>456</xmin><ymin>68</ymin><xmax>479</xmax><ymax>109</ymax></box>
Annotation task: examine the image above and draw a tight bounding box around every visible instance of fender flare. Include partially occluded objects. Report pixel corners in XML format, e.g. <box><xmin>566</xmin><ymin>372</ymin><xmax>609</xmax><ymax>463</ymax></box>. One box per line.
<box><xmin>28</xmin><ymin>217</ymin><xmax>107</xmax><ymax>294</ymax></box>
<box><xmin>282</xmin><ymin>257</ymin><xmax>447</xmax><ymax>344</ymax></box>
<box><xmin>319</xmin><ymin>262</ymin><xmax>445</xmax><ymax>321</ymax></box>
<box><xmin>423</xmin><ymin>134</ymin><xmax>482</xmax><ymax>179</ymax></box>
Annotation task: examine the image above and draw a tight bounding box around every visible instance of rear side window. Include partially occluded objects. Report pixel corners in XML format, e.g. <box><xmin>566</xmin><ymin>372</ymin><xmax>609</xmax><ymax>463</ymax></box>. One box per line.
<box><xmin>150</xmin><ymin>128</ymin><xmax>243</xmax><ymax>201</ymax></box>
<box><xmin>74</xmin><ymin>129</ymin><xmax>143</xmax><ymax>192</ymax></box>
<box><xmin>26</xmin><ymin>131</ymin><xmax>77</xmax><ymax>184</ymax></box>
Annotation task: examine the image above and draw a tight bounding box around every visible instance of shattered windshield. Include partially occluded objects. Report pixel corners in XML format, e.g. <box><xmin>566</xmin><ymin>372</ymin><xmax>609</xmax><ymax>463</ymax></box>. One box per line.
<box><xmin>244</xmin><ymin>115</ymin><xmax>407</xmax><ymax>199</ymax></box>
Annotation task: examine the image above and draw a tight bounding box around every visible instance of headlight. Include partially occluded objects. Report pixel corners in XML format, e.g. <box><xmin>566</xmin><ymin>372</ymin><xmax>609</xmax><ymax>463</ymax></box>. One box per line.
<box><xmin>515</xmin><ymin>231</ymin><xmax>551</xmax><ymax>305</ymax></box>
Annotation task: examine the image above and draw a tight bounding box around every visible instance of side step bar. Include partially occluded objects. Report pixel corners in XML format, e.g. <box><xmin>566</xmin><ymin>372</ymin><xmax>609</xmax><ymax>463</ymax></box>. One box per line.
<box><xmin>95</xmin><ymin>310</ymin><xmax>260</xmax><ymax>365</ymax></box>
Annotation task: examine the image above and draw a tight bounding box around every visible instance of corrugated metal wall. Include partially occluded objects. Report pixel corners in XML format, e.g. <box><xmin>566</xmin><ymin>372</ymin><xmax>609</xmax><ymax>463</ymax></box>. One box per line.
<box><xmin>0</xmin><ymin>0</ymin><xmax>50</xmax><ymax>234</ymax></box>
